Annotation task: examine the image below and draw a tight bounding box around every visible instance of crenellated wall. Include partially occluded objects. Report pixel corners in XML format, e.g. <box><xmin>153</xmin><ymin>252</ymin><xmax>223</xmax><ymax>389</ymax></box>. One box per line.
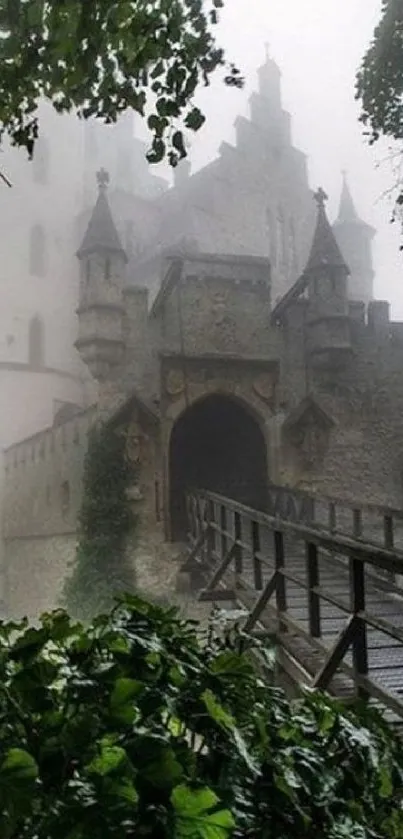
<box><xmin>2</xmin><ymin>407</ymin><xmax>96</xmax><ymax>619</ymax></box>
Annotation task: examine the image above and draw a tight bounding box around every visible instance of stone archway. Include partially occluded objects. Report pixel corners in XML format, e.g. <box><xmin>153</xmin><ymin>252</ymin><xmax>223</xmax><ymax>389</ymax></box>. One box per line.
<box><xmin>169</xmin><ymin>393</ymin><xmax>268</xmax><ymax>541</ymax></box>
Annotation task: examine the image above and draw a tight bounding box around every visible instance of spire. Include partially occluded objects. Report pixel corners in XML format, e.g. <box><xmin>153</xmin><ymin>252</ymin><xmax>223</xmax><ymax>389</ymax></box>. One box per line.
<box><xmin>304</xmin><ymin>188</ymin><xmax>349</xmax><ymax>275</ymax></box>
<box><xmin>77</xmin><ymin>169</ymin><xmax>127</xmax><ymax>261</ymax></box>
<box><xmin>257</xmin><ymin>41</ymin><xmax>281</xmax><ymax>103</ymax></box>
<box><xmin>336</xmin><ymin>172</ymin><xmax>359</xmax><ymax>223</ymax></box>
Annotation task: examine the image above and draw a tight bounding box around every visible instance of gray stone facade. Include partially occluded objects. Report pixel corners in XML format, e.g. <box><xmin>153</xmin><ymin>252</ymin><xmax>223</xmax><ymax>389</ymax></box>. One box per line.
<box><xmin>2</xmin><ymin>54</ymin><xmax>397</xmax><ymax>620</ymax></box>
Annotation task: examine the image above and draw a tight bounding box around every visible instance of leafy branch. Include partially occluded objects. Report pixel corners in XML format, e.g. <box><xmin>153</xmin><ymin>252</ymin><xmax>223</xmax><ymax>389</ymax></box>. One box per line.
<box><xmin>0</xmin><ymin>0</ymin><xmax>243</xmax><ymax>165</ymax></box>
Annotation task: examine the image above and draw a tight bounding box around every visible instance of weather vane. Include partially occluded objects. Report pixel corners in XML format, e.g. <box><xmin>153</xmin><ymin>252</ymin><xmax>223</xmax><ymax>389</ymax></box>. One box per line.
<box><xmin>96</xmin><ymin>168</ymin><xmax>109</xmax><ymax>190</ymax></box>
<box><xmin>313</xmin><ymin>187</ymin><xmax>328</xmax><ymax>208</ymax></box>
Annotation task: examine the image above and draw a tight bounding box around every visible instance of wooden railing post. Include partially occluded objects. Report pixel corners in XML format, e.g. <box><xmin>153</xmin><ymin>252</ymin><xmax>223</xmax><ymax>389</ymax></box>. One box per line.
<box><xmin>234</xmin><ymin>511</ymin><xmax>243</xmax><ymax>576</ymax></box>
<box><xmin>353</xmin><ymin>508</ymin><xmax>363</xmax><ymax>539</ymax></box>
<box><xmin>306</xmin><ymin>541</ymin><xmax>321</xmax><ymax>638</ymax></box>
<box><xmin>384</xmin><ymin>515</ymin><xmax>394</xmax><ymax>550</ymax></box>
<box><xmin>206</xmin><ymin>499</ymin><xmax>216</xmax><ymax>565</ymax></box>
<box><xmin>350</xmin><ymin>554</ymin><xmax>368</xmax><ymax>696</ymax></box>
<box><xmin>274</xmin><ymin>530</ymin><xmax>287</xmax><ymax>629</ymax></box>
<box><xmin>383</xmin><ymin>515</ymin><xmax>395</xmax><ymax>582</ymax></box>
<box><xmin>220</xmin><ymin>505</ymin><xmax>227</xmax><ymax>564</ymax></box>
<box><xmin>251</xmin><ymin>520</ymin><xmax>263</xmax><ymax>591</ymax></box>
<box><xmin>329</xmin><ymin>502</ymin><xmax>336</xmax><ymax>533</ymax></box>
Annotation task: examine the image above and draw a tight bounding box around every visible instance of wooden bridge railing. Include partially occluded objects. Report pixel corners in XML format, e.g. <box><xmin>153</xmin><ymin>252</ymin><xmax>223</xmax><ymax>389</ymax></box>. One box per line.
<box><xmin>265</xmin><ymin>482</ymin><xmax>403</xmax><ymax>552</ymax></box>
<box><xmin>185</xmin><ymin>489</ymin><xmax>403</xmax><ymax>721</ymax></box>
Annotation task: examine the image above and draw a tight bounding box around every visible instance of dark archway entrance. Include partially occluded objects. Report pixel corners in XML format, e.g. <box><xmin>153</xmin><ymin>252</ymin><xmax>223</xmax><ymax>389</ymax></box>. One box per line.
<box><xmin>169</xmin><ymin>394</ymin><xmax>268</xmax><ymax>541</ymax></box>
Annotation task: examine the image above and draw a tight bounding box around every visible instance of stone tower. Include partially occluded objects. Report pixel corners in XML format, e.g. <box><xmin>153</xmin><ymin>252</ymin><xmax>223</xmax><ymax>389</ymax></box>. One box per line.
<box><xmin>306</xmin><ymin>188</ymin><xmax>352</xmax><ymax>369</ymax></box>
<box><xmin>333</xmin><ymin>173</ymin><xmax>375</xmax><ymax>306</ymax></box>
<box><xmin>76</xmin><ymin>169</ymin><xmax>128</xmax><ymax>383</ymax></box>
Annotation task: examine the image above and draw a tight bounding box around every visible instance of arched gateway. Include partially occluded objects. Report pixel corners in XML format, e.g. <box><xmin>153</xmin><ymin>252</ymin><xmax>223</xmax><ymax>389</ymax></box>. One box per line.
<box><xmin>169</xmin><ymin>394</ymin><xmax>268</xmax><ymax>541</ymax></box>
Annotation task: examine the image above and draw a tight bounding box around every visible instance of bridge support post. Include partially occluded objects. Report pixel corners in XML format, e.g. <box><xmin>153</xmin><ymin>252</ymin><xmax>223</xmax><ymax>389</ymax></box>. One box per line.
<box><xmin>306</xmin><ymin>542</ymin><xmax>320</xmax><ymax>638</ymax></box>
<box><xmin>274</xmin><ymin>530</ymin><xmax>287</xmax><ymax>632</ymax></box>
<box><xmin>350</xmin><ymin>556</ymin><xmax>368</xmax><ymax>698</ymax></box>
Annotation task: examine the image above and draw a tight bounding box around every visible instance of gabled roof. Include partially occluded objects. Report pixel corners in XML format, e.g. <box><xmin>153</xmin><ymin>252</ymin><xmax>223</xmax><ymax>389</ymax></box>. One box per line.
<box><xmin>304</xmin><ymin>188</ymin><xmax>349</xmax><ymax>275</ymax></box>
<box><xmin>77</xmin><ymin>168</ymin><xmax>128</xmax><ymax>261</ymax></box>
<box><xmin>271</xmin><ymin>272</ymin><xmax>308</xmax><ymax>323</ymax></box>
<box><xmin>283</xmin><ymin>395</ymin><xmax>335</xmax><ymax>435</ymax></box>
<box><xmin>106</xmin><ymin>389</ymin><xmax>160</xmax><ymax>429</ymax></box>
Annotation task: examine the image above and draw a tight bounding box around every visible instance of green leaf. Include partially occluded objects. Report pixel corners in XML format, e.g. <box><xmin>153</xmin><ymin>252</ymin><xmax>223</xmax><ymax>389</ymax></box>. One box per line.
<box><xmin>0</xmin><ymin>748</ymin><xmax>38</xmax><ymax>785</ymax></box>
<box><xmin>87</xmin><ymin>743</ymin><xmax>127</xmax><ymax>777</ymax></box>
<box><xmin>172</xmin><ymin>784</ymin><xmax>235</xmax><ymax>839</ymax></box>
<box><xmin>110</xmin><ymin>677</ymin><xmax>143</xmax><ymax>708</ymax></box>
<box><xmin>201</xmin><ymin>689</ymin><xmax>235</xmax><ymax>730</ymax></box>
<box><xmin>379</xmin><ymin>763</ymin><xmax>393</xmax><ymax>798</ymax></box>
<box><xmin>201</xmin><ymin>689</ymin><xmax>260</xmax><ymax>775</ymax></box>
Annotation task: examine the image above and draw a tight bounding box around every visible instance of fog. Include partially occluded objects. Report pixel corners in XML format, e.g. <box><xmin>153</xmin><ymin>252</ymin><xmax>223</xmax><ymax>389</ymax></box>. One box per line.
<box><xmin>3</xmin><ymin>0</ymin><xmax>403</xmax><ymax>627</ymax></box>
<box><xmin>173</xmin><ymin>0</ymin><xmax>402</xmax><ymax>316</ymax></box>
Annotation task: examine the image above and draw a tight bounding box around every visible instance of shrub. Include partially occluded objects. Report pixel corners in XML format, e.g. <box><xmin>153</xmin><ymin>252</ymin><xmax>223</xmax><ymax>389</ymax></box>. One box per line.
<box><xmin>0</xmin><ymin>596</ymin><xmax>402</xmax><ymax>838</ymax></box>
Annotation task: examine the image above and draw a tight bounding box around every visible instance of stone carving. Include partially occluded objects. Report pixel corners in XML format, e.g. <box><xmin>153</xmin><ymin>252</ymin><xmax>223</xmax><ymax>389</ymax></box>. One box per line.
<box><xmin>293</xmin><ymin>418</ymin><xmax>328</xmax><ymax>469</ymax></box>
<box><xmin>283</xmin><ymin>396</ymin><xmax>334</xmax><ymax>470</ymax></box>
<box><xmin>165</xmin><ymin>368</ymin><xmax>185</xmax><ymax>398</ymax></box>
<box><xmin>253</xmin><ymin>372</ymin><xmax>275</xmax><ymax>403</ymax></box>
<box><xmin>210</xmin><ymin>287</ymin><xmax>236</xmax><ymax>347</ymax></box>
<box><xmin>125</xmin><ymin>421</ymin><xmax>142</xmax><ymax>467</ymax></box>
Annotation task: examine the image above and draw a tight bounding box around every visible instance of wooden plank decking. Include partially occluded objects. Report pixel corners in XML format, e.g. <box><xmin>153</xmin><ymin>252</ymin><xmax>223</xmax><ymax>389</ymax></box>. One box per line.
<box><xmin>185</xmin><ymin>487</ymin><xmax>403</xmax><ymax>725</ymax></box>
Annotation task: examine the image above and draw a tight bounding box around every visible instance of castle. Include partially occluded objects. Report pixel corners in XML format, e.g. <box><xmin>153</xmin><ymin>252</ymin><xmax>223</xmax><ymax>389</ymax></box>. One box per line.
<box><xmin>2</xmin><ymin>52</ymin><xmax>402</xmax><ymax>621</ymax></box>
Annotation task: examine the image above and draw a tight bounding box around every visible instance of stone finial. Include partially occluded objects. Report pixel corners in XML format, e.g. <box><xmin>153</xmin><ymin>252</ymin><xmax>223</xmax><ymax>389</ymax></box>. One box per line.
<box><xmin>313</xmin><ymin>187</ymin><xmax>328</xmax><ymax>208</ymax></box>
<box><xmin>264</xmin><ymin>41</ymin><xmax>270</xmax><ymax>60</ymax></box>
<box><xmin>96</xmin><ymin>168</ymin><xmax>110</xmax><ymax>191</ymax></box>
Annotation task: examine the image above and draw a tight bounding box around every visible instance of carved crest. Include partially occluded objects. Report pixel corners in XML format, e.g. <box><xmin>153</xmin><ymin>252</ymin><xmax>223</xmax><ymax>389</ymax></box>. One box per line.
<box><xmin>165</xmin><ymin>368</ymin><xmax>185</xmax><ymax>398</ymax></box>
<box><xmin>125</xmin><ymin>420</ymin><xmax>142</xmax><ymax>467</ymax></box>
<box><xmin>253</xmin><ymin>372</ymin><xmax>275</xmax><ymax>404</ymax></box>
<box><xmin>283</xmin><ymin>396</ymin><xmax>334</xmax><ymax>469</ymax></box>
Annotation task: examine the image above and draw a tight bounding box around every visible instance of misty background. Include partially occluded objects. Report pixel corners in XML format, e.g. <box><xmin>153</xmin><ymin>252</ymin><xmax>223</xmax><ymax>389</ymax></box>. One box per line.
<box><xmin>136</xmin><ymin>0</ymin><xmax>402</xmax><ymax>317</ymax></box>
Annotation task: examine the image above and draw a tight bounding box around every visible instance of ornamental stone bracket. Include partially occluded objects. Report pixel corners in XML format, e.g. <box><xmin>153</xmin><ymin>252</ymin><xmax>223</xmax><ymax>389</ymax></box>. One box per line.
<box><xmin>252</xmin><ymin>371</ymin><xmax>276</xmax><ymax>405</ymax></box>
<box><xmin>165</xmin><ymin>368</ymin><xmax>186</xmax><ymax>399</ymax></box>
<box><xmin>282</xmin><ymin>395</ymin><xmax>335</xmax><ymax>470</ymax></box>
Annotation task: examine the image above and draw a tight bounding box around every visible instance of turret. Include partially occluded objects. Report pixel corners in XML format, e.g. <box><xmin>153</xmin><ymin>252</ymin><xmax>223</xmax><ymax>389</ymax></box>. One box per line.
<box><xmin>333</xmin><ymin>173</ymin><xmax>375</xmax><ymax>306</ymax></box>
<box><xmin>247</xmin><ymin>44</ymin><xmax>291</xmax><ymax>147</ymax></box>
<box><xmin>305</xmin><ymin>188</ymin><xmax>352</xmax><ymax>369</ymax></box>
<box><xmin>75</xmin><ymin>168</ymin><xmax>127</xmax><ymax>382</ymax></box>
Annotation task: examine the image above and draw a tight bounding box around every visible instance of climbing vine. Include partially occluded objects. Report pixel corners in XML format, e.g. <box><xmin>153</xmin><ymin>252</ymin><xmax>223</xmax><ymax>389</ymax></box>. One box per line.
<box><xmin>63</xmin><ymin>421</ymin><xmax>137</xmax><ymax>621</ymax></box>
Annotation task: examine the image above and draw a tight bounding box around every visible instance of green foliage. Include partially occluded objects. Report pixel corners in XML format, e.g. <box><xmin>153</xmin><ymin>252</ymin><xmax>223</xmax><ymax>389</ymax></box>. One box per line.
<box><xmin>0</xmin><ymin>0</ymin><xmax>243</xmax><ymax>166</ymax></box>
<box><xmin>356</xmin><ymin>0</ymin><xmax>403</xmax><ymax>146</ymax></box>
<box><xmin>0</xmin><ymin>595</ymin><xmax>402</xmax><ymax>838</ymax></box>
<box><xmin>62</xmin><ymin>422</ymin><xmax>136</xmax><ymax>621</ymax></box>
<box><xmin>356</xmin><ymin>0</ymin><xmax>403</xmax><ymax>225</ymax></box>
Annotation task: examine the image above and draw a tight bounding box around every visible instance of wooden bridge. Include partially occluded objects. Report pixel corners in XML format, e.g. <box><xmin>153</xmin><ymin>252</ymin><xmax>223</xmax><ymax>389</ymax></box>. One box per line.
<box><xmin>183</xmin><ymin>484</ymin><xmax>403</xmax><ymax>725</ymax></box>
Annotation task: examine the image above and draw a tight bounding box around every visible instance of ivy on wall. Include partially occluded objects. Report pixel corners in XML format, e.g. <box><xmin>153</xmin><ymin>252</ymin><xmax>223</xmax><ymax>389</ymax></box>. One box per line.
<box><xmin>62</xmin><ymin>421</ymin><xmax>137</xmax><ymax>621</ymax></box>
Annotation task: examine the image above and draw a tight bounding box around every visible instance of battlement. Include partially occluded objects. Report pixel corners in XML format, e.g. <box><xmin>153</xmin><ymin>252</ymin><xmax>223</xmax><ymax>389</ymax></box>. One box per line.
<box><xmin>4</xmin><ymin>406</ymin><xmax>96</xmax><ymax>477</ymax></box>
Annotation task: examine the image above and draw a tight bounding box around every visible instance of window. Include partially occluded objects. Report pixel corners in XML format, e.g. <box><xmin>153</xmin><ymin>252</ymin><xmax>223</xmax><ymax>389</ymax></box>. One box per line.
<box><xmin>30</xmin><ymin>225</ymin><xmax>47</xmax><ymax>277</ymax></box>
<box><xmin>28</xmin><ymin>315</ymin><xmax>45</xmax><ymax>367</ymax></box>
<box><xmin>265</xmin><ymin>208</ymin><xmax>274</xmax><ymax>264</ymax></box>
<box><xmin>33</xmin><ymin>137</ymin><xmax>49</xmax><ymax>185</ymax></box>
<box><xmin>289</xmin><ymin>218</ymin><xmax>298</xmax><ymax>274</ymax></box>
<box><xmin>125</xmin><ymin>221</ymin><xmax>134</xmax><ymax>257</ymax></box>
<box><xmin>105</xmin><ymin>257</ymin><xmax>111</xmax><ymax>280</ymax></box>
<box><xmin>61</xmin><ymin>480</ymin><xmax>70</xmax><ymax>516</ymax></box>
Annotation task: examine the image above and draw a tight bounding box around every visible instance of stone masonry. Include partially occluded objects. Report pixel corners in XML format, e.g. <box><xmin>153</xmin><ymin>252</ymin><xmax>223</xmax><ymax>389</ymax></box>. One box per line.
<box><xmin>2</xmin><ymin>53</ymin><xmax>401</xmax><ymax>620</ymax></box>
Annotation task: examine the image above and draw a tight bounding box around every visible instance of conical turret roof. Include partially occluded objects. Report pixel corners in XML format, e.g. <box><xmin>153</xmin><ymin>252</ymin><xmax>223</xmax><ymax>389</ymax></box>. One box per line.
<box><xmin>77</xmin><ymin>168</ymin><xmax>127</xmax><ymax>261</ymax></box>
<box><xmin>304</xmin><ymin>188</ymin><xmax>349</xmax><ymax>275</ymax></box>
<box><xmin>336</xmin><ymin>173</ymin><xmax>359</xmax><ymax>223</ymax></box>
<box><xmin>333</xmin><ymin>172</ymin><xmax>376</xmax><ymax>235</ymax></box>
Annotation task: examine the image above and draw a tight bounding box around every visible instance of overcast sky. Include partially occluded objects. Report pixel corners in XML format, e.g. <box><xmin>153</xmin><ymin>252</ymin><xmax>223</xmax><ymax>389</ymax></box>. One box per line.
<box><xmin>155</xmin><ymin>0</ymin><xmax>403</xmax><ymax>316</ymax></box>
